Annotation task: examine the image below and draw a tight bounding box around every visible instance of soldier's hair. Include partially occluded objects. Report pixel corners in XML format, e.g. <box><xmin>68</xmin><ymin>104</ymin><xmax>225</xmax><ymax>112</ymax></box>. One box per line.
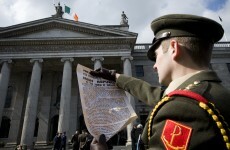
<box><xmin>161</xmin><ymin>37</ymin><xmax>213</xmax><ymax>67</ymax></box>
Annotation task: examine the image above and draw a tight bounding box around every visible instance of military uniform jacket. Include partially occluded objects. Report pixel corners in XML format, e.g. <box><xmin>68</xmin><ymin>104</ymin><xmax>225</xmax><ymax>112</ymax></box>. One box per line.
<box><xmin>116</xmin><ymin>70</ymin><xmax>230</xmax><ymax>149</ymax></box>
<box><xmin>78</xmin><ymin>133</ymin><xmax>88</xmax><ymax>149</ymax></box>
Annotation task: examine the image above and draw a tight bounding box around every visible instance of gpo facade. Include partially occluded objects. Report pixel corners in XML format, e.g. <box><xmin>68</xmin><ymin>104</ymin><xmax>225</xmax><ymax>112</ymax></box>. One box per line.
<box><xmin>0</xmin><ymin>15</ymin><xmax>230</xmax><ymax>149</ymax></box>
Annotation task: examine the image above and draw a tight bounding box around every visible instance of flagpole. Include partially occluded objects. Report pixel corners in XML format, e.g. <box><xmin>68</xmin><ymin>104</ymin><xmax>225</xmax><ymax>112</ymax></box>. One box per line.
<box><xmin>218</xmin><ymin>15</ymin><xmax>228</xmax><ymax>42</ymax></box>
<box><xmin>223</xmin><ymin>34</ymin><xmax>228</xmax><ymax>42</ymax></box>
<box><xmin>222</xmin><ymin>30</ymin><xmax>228</xmax><ymax>42</ymax></box>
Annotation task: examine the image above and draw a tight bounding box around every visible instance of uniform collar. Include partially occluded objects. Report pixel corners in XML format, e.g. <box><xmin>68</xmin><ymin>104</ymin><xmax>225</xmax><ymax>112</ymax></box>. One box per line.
<box><xmin>163</xmin><ymin>71</ymin><xmax>203</xmax><ymax>96</ymax></box>
<box><xmin>177</xmin><ymin>70</ymin><xmax>221</xmax><ymax>89</ymax></box>
<box><xmin>163</xmin><ymin>70</ymin><xmax>221</xmax><ymax>96</ymax></box>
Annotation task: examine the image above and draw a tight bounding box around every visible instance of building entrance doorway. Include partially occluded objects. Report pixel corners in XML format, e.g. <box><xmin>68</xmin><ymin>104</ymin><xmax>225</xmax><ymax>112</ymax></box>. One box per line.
<box><xmin>49</xmin><ymin>115</ymin><xmax>59</xmax><ymax>141</ymax></box>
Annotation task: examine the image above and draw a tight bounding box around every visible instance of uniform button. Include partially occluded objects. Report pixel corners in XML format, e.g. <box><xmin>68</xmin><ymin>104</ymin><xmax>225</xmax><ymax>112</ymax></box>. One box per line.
<box><xmin>194</xmin><ymin>81</ymin><xmax>201</xmax><ymax>85</ymax></box>
<box><xmin>186</xmin><ymin>84</ymin><xmax>193</xmax><ymax>90</ymax></box>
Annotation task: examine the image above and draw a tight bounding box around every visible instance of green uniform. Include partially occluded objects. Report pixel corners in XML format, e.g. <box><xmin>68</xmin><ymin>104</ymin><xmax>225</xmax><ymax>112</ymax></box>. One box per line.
<box><xmin>116</xmin><ymin>70</ymin><xmax>230</xmax><ymax>149</ymax></box>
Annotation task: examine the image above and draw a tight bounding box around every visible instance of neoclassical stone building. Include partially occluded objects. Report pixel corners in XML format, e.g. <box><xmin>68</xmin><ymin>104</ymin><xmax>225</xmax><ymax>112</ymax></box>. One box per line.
<box><xmin>0</xmin><ymin>12</ymin><xmax>230</xmax><ymax>149</ymax></box>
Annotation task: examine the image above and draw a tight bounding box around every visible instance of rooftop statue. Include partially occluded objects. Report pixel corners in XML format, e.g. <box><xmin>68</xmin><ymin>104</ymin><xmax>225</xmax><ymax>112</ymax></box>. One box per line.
<box><xmin>120</xmin><ymin>11</ymin><xmax>128</xmax><ymax>26</ymax></box>
<box><xmin>53</xmin><ymin>2</ymin><xmax>64</xmax><ymax>18</ymax></box>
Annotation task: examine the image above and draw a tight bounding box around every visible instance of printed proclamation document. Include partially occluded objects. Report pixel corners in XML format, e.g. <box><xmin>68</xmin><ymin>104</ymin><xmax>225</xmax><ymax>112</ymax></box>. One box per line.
<box><xmin>76</xmin><ymin>64</ymin><xmax>137</xmax><ymax>141</ymax></box>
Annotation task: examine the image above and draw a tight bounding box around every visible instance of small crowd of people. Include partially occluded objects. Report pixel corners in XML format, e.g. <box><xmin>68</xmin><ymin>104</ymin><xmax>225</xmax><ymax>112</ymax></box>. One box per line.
<box><xmin>70</xmin><ymin>129</ymin><xmax>93</xmax><ymax>150</ymax></box>
<box><xmin>53</xmin><ymin>131</ymin><xmax>67</xmax><ymax>150</ymax></box>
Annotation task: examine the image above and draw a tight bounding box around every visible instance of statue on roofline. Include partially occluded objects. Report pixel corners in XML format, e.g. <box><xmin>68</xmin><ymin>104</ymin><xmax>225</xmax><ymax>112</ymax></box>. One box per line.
<box><xmin>120</xmin><ymin>11</ymin><xmax>128</xmax><ymax>25</ymax></box>
<box><xmin>53</xmin><ymin>2</ymin><xmax>64</xmax><ymax>18</ymax></box>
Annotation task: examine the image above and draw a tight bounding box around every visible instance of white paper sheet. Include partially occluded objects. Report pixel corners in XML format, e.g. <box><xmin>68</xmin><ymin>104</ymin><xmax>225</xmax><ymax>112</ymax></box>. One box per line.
<box><xmin>76</xmin><ymin>64</ymin><xmax>137</xmax><ymax>141</ymax></box>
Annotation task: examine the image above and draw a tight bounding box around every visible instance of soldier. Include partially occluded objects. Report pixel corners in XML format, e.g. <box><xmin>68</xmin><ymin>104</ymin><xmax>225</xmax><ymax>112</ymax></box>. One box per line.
<box><xmin>79</xmin><ymin>129</ymin><xmax>91</xmax><ymax>150</ymax></box>
<box><xmin>71</xmin><ymin>130</ymin><xmax>80</xmax><ymax>150</ymax></box>
<box><xmin>90</xmin><ymin>14</ymin><xmax>230</xmax><ymax>149</ymax></box>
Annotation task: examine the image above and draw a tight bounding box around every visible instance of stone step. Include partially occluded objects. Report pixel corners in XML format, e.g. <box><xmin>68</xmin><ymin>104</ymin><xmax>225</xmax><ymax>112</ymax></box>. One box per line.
<box><xmin>0</xmin><ymin>145</ymin><xmax>130</xmax><ymax>150</ymax></box>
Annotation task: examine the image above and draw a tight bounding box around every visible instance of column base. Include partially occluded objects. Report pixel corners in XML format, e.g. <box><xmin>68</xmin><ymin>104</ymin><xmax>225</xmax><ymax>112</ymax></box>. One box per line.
<box><xmin>15</xmin><ymin>144</ymin><xmax>28</xmax><ymax>150</ymax></box>
<box><xmin>4</xmin><ymin>142</ymin><xmax>17</xmax><ymax>149</ymax></box>
<box><xmin>125</xmin><ymin>143</ymin><xmax>132</xmax><ymax>150</ymax></box>
<box><xmin>35</xmin><ymin>141</ymin><xmax>49</xmax><ymax>146</ymax></box>
<box><xmin>126</xmin><ymin>140</ymin><xmax>132</xmax><ymax>146</ymax></box>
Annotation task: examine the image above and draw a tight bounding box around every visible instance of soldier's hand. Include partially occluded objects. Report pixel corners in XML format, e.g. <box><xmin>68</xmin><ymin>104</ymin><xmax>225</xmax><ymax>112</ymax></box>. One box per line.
<box><xmin>90</xmin><ymin>134</ymin><xmax>108</xmax><ymax>150</ymax></box>
<box><xmin>90</xmin><ymin>67</ymin><xmax>116</xmax><ymax>82</ymax></box>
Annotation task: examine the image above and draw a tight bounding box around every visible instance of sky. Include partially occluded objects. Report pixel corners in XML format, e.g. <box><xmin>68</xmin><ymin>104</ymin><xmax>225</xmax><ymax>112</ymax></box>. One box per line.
<box><xmin>0</xmin><ymin>0</ymin><xmax>229</xmax><ymax>43</ymax></box>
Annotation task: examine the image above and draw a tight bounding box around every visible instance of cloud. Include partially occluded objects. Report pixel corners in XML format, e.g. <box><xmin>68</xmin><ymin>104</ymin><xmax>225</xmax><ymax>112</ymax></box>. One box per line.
<box><xmin>217</xmin><ymin>0</ymin><xmax>230</xmax><ymax>41</ymax></box>
<box><xmin>0</xmin><ymin>0</ymin><xmax>229</xmax><ymax>42</ymax></box>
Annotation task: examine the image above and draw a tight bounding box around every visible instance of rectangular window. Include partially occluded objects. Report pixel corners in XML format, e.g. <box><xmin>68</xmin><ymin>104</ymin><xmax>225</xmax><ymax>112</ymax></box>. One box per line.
<box><xmin>227</xmin><ymin>63</ymin><xmax>230</xmax><ymax>73</ymax></box>
<box><xmin>209</xmin><ymin>63</ymin><xmax>213</xmax><ymax>70</ymax></box>
<box><xmin>4</xmin><ymin>86</ymin><xmax>13</xmax><ymax>108</ymax></box>
<box><xmin>135</xmin><ymin>65</ymin><xmax>144</xmax><ymax>77</ymax></box>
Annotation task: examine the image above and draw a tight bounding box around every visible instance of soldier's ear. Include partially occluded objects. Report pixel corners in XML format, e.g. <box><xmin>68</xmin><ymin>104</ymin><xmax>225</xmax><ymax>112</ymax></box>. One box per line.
<box><xmin>169</xmin><ymin>39</ymin><xmax>180</xmax><ymax>60</ymax></box>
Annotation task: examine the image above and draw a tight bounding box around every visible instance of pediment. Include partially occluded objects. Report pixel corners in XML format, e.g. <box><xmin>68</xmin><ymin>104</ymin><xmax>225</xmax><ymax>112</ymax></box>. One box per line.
<box><xmin>16</xmin><ymin>28</ymin><xmax>96</xmax><ymax>38</ymax></box>
<box><xmin>0</xmin><ymin>17</ymin><xmax>137</xmax><ymax>39</ymax></box>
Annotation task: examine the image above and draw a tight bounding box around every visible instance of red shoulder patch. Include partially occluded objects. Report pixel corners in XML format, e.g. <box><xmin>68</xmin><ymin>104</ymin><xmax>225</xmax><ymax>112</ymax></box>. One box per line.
<box><xmin>161</xmin><ymin>120</ymin><xmax>192</xmax><ymax>150</ymax></box>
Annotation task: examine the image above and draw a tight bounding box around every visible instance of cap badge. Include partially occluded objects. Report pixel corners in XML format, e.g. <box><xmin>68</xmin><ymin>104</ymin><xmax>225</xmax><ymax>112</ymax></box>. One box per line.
<box><xmin>156</xmin><ymin>32</ymin><xmax>171</xmax><ymax>41</ymax></box>
<box><xmin>162</xmin><ymin>32</ymin><xmax>171</xmax><ymax>38</ymax></box>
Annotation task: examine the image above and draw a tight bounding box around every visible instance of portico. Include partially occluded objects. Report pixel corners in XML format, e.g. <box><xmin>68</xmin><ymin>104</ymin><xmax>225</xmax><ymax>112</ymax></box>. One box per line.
<box><xmin>1</xmin><ymin>11</ymin><xmax>230</xmax><ymax>150</ymax></box>
<box><xmin>0</xmin><ymin>16</ymin><xmax>138</xmax><ymax>149</ymax></box>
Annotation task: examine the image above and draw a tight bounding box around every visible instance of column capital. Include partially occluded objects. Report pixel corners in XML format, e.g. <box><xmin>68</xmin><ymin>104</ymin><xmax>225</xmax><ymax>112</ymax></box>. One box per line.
<box><xmin>91</xmin><ymin>57</ymin><xmax>104</xmax><ymax>62</ymax></box>
<box><xmin>61</xmin><ymin>58</ymin><xmax>74</xmax><ymax>63</ymax></box>
<box><xmin>121</xmin><ymin>56</ymin><xmax>133</xmax><ymax>61</ymax></box>
<box><xmin>0</xmin><ymin>59</ymin><xmax>12</xmax><ymax>64</ymax></box>
<box><xmin>30</xmin><ymin>59</ymin><xmax>43</xmax><ymax>63</ymax></box>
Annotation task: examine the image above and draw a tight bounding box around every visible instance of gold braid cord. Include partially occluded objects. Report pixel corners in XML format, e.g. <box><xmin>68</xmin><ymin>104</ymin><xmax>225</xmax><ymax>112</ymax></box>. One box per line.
<box><xmin>148</xmin><ymin>96</ymin><xmax>171</xmax><ymax>141</ymax></box>
<box><xmin>199</xmin><ymin>102</ymin><xmax>230</xmax><ymax>149</ymax></box>
<box><xmin>147</xmin><ymin>97</ymin><xmax>230</xmax><ymax>150</ymax></box>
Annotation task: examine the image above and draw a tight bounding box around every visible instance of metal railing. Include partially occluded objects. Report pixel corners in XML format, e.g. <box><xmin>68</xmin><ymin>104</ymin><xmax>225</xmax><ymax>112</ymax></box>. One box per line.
<box><xmin>134</xmin><ymin>42</ymin><xmax>230</xmax><ymax>51</ymax></box>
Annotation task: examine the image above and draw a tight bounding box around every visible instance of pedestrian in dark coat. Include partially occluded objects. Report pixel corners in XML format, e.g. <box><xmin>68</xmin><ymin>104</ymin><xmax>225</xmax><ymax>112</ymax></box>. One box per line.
<box><xmin>85</xmin><ymin>133</ymin><xmax>93</xmax><ymax>150</ymax></box>
<box><xmin>61</xmin><ymin>132</ymin><xmax>67</xmax><ymax>150</ymax></box>
<box><xmin>131</xmin><ymin>124</ymin><xmax>137</xmax><ymax>150</ymax></box>
<box><xmin>53</xmin><ymin>132</ymin><xmax>62</xmax><ymax>150</ymax></box>
<box><xmin>71</xmin><ymin>130</ymin><xmax>80</xmax><ymax>150</ymax></box>
<box><xmin>78</xmin><ymin>129</ymin><xmax>89</xmax><ymax>150</ymax></box>
<box><xmin>134</xmin><ymin>124</ymin><xmax>144</xmax><ymax>150</ymax></box>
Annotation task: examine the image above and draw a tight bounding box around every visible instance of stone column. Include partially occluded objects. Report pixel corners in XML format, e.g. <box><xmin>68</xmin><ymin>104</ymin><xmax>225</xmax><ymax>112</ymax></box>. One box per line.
<box><xmin>7</xmin><ymin>73</ymin><xmax>27</xmax><ymax>146</ymax></box>
<box><xmin>121</xmin><ymin>56</ymin><xmax>135</xmax><ymax>147</ymax></box>
<box><xmin>20</xmin><ymin>59</ymin><xmax>43</xmax><ymax>149</ymax></box>
<box><xmin>58</xmin><ymin>58</ymin><xmax>74</xmax><ymax>135</ymax></box>
<box><xmin>36</xmin><ymin>72</ymin><xmax>53</xmax><ymax>145</ymax></box>
<box><xmin>69</xmin><ymin>75</ymin><xmax>79</xmax><ymax>137</ymax></box>
<box><xmin>0</xmin><ymin>59</ymin><xmax>12</xmax><ymax>126</ymax></box>
<box><xmin>91</xmin><ymin>57</ymin><xmax>104</xmax><ymax>69</ymax></box>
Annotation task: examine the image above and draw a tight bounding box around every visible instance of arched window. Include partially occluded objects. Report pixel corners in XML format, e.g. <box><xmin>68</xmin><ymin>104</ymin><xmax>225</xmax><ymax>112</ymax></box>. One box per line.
<box><xmin>34</xmin><ymin>118</ymin><xmax>39</xmax><ymax>137</ymax></box>
<box><xmin>4</xmin><ymin>86</ymin><xmax>13</xmax><ymax>108</ymax></box>
<box><xmin>0</xmin><ymin>116</ymin><xmax>10</xmax><ymax>138</ymax></box>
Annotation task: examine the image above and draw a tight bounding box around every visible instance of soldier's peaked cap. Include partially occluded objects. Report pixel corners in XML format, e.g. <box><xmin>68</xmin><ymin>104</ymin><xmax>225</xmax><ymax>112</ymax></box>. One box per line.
<box><xmin>147</xmin><ymin>14</ymin><xmax>224</xmax><ymax>61</ymax></box>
